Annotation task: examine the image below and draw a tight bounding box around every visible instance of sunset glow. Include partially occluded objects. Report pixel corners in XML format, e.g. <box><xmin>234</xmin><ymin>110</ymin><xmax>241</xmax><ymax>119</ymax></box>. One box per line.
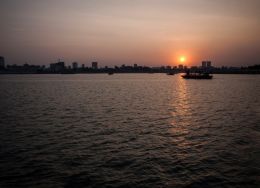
<box><xmin>180</xmin><ymin>56</ymin><xmax>186</xmax><ymax>63</ymax></box>
<box><xmin>1</xmin><ymin>0</ymin><xmax>260</xmax><ymax>66</ymax></box>
<box><xmin>0</xmin><ymin>1</ymin><xmax>259</xmax><ymax>187</ymax></box>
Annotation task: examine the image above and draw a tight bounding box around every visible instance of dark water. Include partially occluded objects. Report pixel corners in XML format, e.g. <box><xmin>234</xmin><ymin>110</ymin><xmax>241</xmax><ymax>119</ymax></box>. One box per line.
<box><xmin>0</xmin><ymin>74</ymin><xmax>259</xmax><ymax>188</ymax></box>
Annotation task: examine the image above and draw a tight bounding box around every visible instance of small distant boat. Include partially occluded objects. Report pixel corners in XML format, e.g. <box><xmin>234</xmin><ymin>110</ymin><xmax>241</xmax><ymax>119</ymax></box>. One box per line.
<box><xmin>167</xmin><ymin>72</ymin><xmax>175</xmax><ymax>75</ymax></box>
<box><xmin>108</xmin><ymin>72</ymin><xmax>114</xmax><ymax>75</ymax></box>
<box><xmin>182</xmin><ymin>72</ymin><xmax>213</xmax><ymax>79</ymax></box>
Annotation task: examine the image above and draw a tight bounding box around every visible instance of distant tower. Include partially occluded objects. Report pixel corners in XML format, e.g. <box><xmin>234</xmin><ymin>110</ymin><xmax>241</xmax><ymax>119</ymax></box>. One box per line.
<box><xmin>72</xmin><ymin>62</ymin><xmax>78</xmax><ymax>69</ymax></box>
<box><xmin>202</xmin><ymin>60</ymin><xmax>212</xmax><ymax>68</ymax></box>
<box><xmin>178</xmin><ymin>64</ymin><xmax>184</xmax><ymax>70</ymax></box>
<box><xmin>206</xmin><ymin>61</ymin><xmax>212</xmax><ymax>68</ymax></box>
<box><xmin>92</xmin><ymin>62</ymin><xmax>98</xmax><ymax>69</ymax></box>
<box><xmin>202</xmin><ymin>61</ymin><xmax>207</xmax><ymax>68</ymax></box>
<box><xmin>0</xmin><ymin>56</ymin><xmax>5</xmax><ymax>69</ymax></box>
<box><xmin>50</xmin><ymin>60</ymin><xmax>65</xmax><ymax>72</ymax></box>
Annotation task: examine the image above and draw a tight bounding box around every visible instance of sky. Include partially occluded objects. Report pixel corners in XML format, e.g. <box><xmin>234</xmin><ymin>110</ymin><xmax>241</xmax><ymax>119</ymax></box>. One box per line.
<box><xmin>1</xmin><ymin>0</ymin><xmax>260</xmax><ymax>67</ymax></box>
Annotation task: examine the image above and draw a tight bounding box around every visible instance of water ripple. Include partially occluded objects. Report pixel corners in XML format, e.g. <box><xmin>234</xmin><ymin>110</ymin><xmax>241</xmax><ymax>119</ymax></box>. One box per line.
<box><xmin>0</xmin><ymin>74</ymin><xmax>259</xmax><ymax>187</ymax></box>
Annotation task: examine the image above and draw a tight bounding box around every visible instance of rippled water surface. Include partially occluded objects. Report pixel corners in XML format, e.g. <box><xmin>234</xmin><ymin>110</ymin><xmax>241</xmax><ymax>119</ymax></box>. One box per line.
<box><xmin>0</xmin><ymin>74</ymin><xmax>259</xmax><ymax>188</ymax></box>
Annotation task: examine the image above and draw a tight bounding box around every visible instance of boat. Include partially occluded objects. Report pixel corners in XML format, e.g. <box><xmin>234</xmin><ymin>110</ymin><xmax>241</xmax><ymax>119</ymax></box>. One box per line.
<box><xmin>167</xmin><ymin>72</ymin><xmax>175</xmax><ymax>75</ymax></box>
<box><xmin>108</xmin><ymin>72</ymin><xmax>114</xmax><ymax>75</ymax></box>
<box><xmin>182</xmin><ymin>72</ymin><xmax>213</xmax><ymax>79</ymax></box>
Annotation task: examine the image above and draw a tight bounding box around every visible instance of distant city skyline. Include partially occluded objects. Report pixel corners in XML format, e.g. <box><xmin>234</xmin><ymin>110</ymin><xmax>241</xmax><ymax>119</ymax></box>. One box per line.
<box><xmin>1</xmin><ymin>0</ymin><xmax>260</xmax><ymax>66</ymax></box>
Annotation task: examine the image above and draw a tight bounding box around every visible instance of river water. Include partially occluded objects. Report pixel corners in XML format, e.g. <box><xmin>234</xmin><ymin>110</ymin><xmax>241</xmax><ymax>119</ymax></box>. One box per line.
<box><xmin>0</xmin><ymin>74</ymin><xmax>259</xmax><ymax>187</ymax></box>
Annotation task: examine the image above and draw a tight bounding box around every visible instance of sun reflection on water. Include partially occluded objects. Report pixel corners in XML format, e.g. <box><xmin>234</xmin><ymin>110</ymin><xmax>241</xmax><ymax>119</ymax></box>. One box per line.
<box><xmin>171</xmin><ymin>76</ymin><xmax>192</xmax><ymax>126</ymax></box>
<box><xmin>169</xmin><ymin>76</ymin><xmax>194</xmax><ymax>155</ymax></box>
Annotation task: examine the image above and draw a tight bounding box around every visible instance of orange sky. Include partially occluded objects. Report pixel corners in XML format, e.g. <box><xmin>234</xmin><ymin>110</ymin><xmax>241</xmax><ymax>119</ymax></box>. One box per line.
<box><xmin>1</xmin><ymin>0</ymin><xmax>260</xmax><ymax>67</ymax></box>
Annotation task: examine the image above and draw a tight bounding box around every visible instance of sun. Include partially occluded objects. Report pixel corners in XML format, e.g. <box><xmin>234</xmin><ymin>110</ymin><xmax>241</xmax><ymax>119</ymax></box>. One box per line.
<box><xmin>180</xmin><ymin>56</ymin><xmax>186</xmax><ymax>63</ymax></box>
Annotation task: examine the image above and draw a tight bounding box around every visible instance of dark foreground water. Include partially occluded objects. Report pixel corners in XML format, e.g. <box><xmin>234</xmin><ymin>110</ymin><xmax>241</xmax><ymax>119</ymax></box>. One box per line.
<box><xmin>0</xmin><ymin>74</ymin><xmax>259</xmax><ymax>188</ymax></box>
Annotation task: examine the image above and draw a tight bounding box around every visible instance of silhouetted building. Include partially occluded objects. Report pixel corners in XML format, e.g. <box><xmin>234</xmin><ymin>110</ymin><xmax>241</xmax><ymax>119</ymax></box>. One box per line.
<box><xmin>50</xmin><ymin>61</ymin><xmax>65</xmax><ymax>72</ymax></box>
<box><xmin>202</xmin><ymin>61</ymin><xmax>207</xmax><ymax>68</ymax></box>
<box><xmin>191</xmin><ymin>66</ymin><xmax>198</xmax><ymax>71</ymax></box>
<box><xmin>178</xmin><ymin>64</ymin><xmax>184</xmax><ymax>70</ymax></box>
<box><xmin>202</xmin><ymin>61</ymin><xmax>212</xmax><ymax>68</ymax></box>
<box><xmin>72</xmin><ymin>62</ymin><xmax>78</xmax><ymax>69</ymax></box>
<box><xmin>207</xmin><ymin>61</ymin><xmax>212</xmax><ymax>68</ymax></box>
<box><xmin>1</xmin><ymin>61</ymin><xmax>259</xmax><ymax>74</ymax></box>
<box><xmin>0</xmin><ymin>56</ymin><xmax>5</xmax><ymax>69</ymax></box>
<box><xmin>92</xmin><ymin>62</ymin><xmax>98</xmax><ymax>69</ymax></box>
<box><xmin>5</xmin><ymin>63</ymin><xmax>42</xmax><ymax>73</ymax></box>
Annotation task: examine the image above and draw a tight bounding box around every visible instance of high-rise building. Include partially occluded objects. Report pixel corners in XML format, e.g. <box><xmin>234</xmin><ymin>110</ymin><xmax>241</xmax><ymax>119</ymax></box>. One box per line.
<box><xmin>202</xmin><ymin>61</ymin><xmax>212</xmax><ymax>68</ymax></box>
<box><xmin>178</xmin><ymin>64</ymin><xmax>184</xmax><ymax>70</ymax></box>
<box><xmin>72</xmin><ymin>62</ymin><xmax>78</xmax><ymax>69</ymax></box>
<box><xmin>0</xmin><ymin>56</ymin><xmax>5</xmax><ymax>68</ymax></box>
<box><xmin>50</xmin><ymin>61</ymin><xmax>65</xmax><ymax>72</ymax></box>
<box><xmin>206</xmin><ymin>61</ymin><xmax>212</xmax><ymax>67</ymax></box>
<box><xmin>92</xmin><ymin>62</ymin><xmax>98</xmax><ymax>69</ymax></box>
<box><xmin>202</xmin><ymin>61</ymin><xmax>207</xmax><ymax>68</ymax></box>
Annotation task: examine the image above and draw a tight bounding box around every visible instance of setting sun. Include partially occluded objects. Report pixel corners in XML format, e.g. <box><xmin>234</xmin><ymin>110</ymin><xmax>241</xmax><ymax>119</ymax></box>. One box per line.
<box><xmin>180</xmin><ymin>56</ymin><xmax>186</xmax><ymax>63</ymax></box>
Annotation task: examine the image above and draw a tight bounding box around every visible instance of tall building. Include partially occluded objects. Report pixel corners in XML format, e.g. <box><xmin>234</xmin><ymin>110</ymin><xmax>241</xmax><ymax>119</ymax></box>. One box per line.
<box><xmin>92</xmin><ymin>62</ymin><xmax>98</xmax><ymax>69</ymax></box>
<box><xmin>202</xmin><ymin>61</ymin><xmax>212</xmax><ymax>68</ymax></box>
<box><xmin>72</xmin><ymin>62</ymin><xmax>78</xmax><ymax>69</ymax></box>
<box><xmin>50</xmin><ymin>61</ymin><xmax>65</xmax><ymax>72</ymax></box>
<box><xmin>206</xmin><ymin>61</ymin><xmax>212</xmax><ymax>68</ymax></box>
<box><xmin>178</xmin><ymin>64</ymin><xmax>184</xmax><ymax>70</ymax></box>
<box><xmin>202</xmin><ymin>61</ymin><xmax>207</xmax><ymax>68</ymax></box>
<box><xmin>0</xmin><ymin>56</ymin><xmax>5</xmax><ymax>68</ymax></box>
